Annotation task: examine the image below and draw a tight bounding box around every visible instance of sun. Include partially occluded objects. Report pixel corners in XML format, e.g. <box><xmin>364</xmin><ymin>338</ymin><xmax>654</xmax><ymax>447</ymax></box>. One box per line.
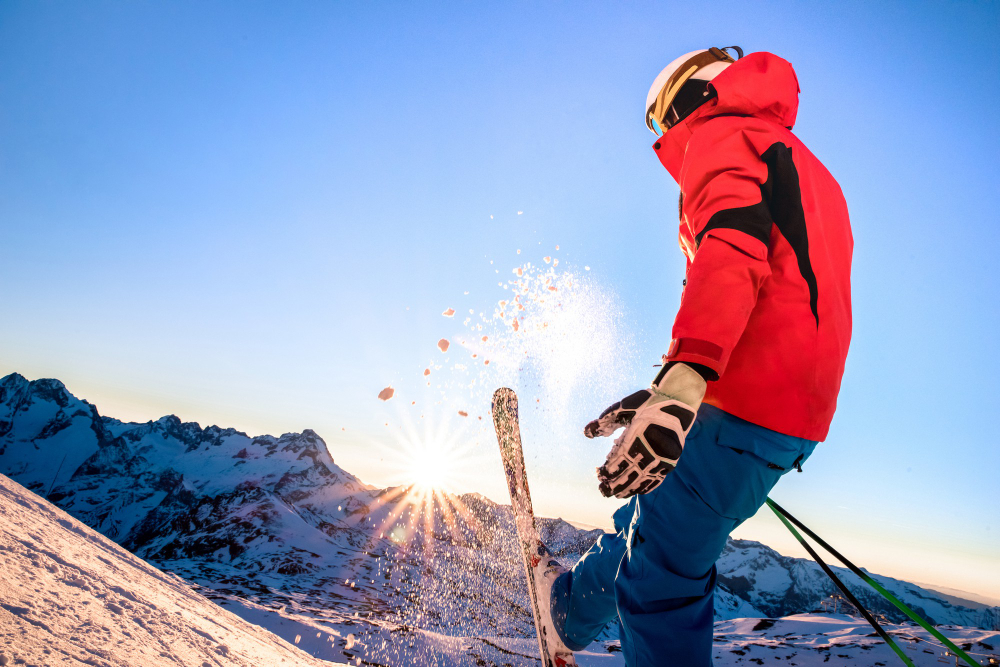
<box><xmin>363</xmin><ymin>407</ymin><xmax>493</xmax><ymax>552</ymax></box>
<box><xmin>377</xmin><ymin>408</ymin><xmax>474</xmax><ymax>494</ymax></box>
<box><xmin>404</xmin><ymin>439</ymin><xmax>457</xmax><ymax>492</ymax></box>
<box><xmin>363</xmin><ymin>421</ymin><xmax>487</xmax><ymax>553</ymax></box>
<box><xmin>409</xmin><ymin>454</ymin><xmax>445</xmax><ymax>491</ymax></box>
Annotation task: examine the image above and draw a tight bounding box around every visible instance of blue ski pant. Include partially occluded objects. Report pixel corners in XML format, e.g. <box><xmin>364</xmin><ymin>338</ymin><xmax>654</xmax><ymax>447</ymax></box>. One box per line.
<box><xmin>554</xmin><ymin>404</ymin><xmax>817</xmax><ymax>666</ymax></box>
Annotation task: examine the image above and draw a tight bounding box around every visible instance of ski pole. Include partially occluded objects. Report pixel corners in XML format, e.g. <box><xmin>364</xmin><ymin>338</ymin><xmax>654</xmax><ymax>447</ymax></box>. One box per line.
<box><xmin>766</xmin><ymin>500</ymin><xmax>915</xmax><ymax>666</ymax></box>
<box><xmin>766</xmin><ymin>498</ymin><xmax>979</xmax><ymax>667</ymax></box>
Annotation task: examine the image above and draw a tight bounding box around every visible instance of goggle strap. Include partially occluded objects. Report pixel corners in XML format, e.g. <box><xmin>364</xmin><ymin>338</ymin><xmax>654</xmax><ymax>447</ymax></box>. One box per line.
<box><xmin>708</xmin><ymin>46</ymin><xmax>738</xmax><ymax>63</ymax></box>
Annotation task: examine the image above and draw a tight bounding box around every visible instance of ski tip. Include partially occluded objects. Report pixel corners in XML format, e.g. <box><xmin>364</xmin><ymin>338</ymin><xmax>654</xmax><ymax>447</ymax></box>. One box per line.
<box><xmin>491</xmin><ymin>387</ymin><xmax>518</xmax><ymax>410</ymax></box>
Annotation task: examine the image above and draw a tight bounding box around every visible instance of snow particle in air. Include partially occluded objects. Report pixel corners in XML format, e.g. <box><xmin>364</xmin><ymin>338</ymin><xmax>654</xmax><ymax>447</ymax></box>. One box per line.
<box><xmin>442</xmin><ymin>308</ymin><xmax>455</xmax><ymax>317</ymax></box>
<box><xmin>544</xmin><ymin>256</ymin><xmax>551</xmax><ymax>263</ymax></box>
<box><xmin>555</xmin><ymin>245</ymin><xmax>560</xmax><ymax>250</ymax></box>
<box><xmin>377</xmin><ymin>387</ymin><xmax>394</xmax><ymax>401</ymax></box>
<box><xmin>437</xmin><ymin>339</ymin><xmax>450</xmax><ymax>352</ymax></box>
<box><xmin>517</xmin><ymin>211</ymin><xmax>523</xmax><ymax>215</ymax></box>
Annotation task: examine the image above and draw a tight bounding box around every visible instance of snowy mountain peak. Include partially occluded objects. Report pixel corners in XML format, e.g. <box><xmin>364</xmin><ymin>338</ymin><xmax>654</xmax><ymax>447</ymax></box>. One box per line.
<box><xmin>0</xmin><ymin>372</ymin><xmax>370</xmax><ymax>561</ymax></box>
<box><xmin>2</xmin><ymin>374</ymin><xmax>76</xmax><ymax>412</ymax></box>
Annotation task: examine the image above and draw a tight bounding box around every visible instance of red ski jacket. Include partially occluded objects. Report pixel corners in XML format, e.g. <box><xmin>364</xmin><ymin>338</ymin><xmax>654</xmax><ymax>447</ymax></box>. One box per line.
<box><xmin>653</xmin><ymin>52</ymin><xmax>853</xmax><ymax>441</ymax></box>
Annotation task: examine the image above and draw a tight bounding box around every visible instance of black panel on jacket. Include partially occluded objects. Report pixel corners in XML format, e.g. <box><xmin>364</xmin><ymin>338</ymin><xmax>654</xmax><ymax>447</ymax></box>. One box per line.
<box><xmin>760</xmin><ymin>143</ymin><xmax>820</xmax><ymax>326</ymax></box>
<box><xmin>687</xmin><ymin>142</ymin><xmax>820</xmax><ymax>326</ymax></box>
<box><xmin>695</xmin><ymin>201</ymin><xmax>772</xmax><ymax>247</ymax></box>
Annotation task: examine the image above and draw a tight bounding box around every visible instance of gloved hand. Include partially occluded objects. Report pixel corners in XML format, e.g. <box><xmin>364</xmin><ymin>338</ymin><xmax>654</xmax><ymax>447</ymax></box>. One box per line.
<box><xmin>584</xmin><ymin>361</ymin><xmax>707</xmax><ymax>498</ymax></box>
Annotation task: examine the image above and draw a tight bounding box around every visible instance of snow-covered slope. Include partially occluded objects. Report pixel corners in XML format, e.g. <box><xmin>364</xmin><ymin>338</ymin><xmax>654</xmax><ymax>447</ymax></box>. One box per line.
<box><xmin>2</xmin><ymin>372</ymin><xmax>997</xmax><ymax>666</ymax></box>
<box><xmin>4</xmin><ymin>473</ymin><xmax>995</xmax><ymax>667</ymax></box>
<box><xmin>0</xmin><ymin>471</ymin><xmax>339</xmax><ymax>666</ymax></box>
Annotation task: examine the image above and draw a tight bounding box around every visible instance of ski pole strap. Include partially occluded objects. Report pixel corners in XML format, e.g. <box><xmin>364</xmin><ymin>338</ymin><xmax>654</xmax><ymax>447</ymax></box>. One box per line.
<box><xmin>765</xmin><ymin>498</ymin><xmax>979</xmax><ymax>667</ymax></box>
<box><xmin>766</xmin><ymin>501</ymin><xmax>915</xmax><ymax>667</ymax></box>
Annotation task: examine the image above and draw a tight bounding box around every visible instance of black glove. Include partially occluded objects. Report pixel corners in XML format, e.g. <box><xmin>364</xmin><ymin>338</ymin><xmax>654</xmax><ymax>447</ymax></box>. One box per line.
<box><xmin>584</xmin><ymin>362</ymin><xmax>706</xmax><ymax>498</ymax></box>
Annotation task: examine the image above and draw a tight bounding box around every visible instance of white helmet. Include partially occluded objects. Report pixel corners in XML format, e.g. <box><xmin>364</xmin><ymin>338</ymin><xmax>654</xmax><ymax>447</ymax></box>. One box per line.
<box><xmin>645</xmin><ymin>46</ymin><xmax>743</xmax><ymax>135</ymax></box>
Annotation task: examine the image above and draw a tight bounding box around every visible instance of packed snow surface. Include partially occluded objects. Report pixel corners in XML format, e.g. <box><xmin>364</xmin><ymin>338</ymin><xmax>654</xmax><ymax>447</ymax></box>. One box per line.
<box><xmin>0</xmin><ymin>472</ymin><xmax>339</xmax><ymax>667</ymax></box>
<box><xmin>2</xmin><ymin>475</ymin><xmax>996</xmax><ymax>667</ymax></box>
<box><xmin>2</xmin><ymin>372</ymin><xmax>998</xmax><ymax>665</ymax></box>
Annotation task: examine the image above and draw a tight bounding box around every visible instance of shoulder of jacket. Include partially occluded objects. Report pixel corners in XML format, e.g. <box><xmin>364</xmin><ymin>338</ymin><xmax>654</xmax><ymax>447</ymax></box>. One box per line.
<box><xmin>681</xmin><ymin>118</ymin><xmax>759</xmax><ymax>185</ymax></box>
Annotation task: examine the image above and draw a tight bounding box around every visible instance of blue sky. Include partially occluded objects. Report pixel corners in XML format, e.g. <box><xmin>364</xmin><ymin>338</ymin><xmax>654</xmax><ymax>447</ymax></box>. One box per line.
<box><xmin>2</xmin><ymin>1</ymin><xmax>998</xmax><ymax>601</ymax></box>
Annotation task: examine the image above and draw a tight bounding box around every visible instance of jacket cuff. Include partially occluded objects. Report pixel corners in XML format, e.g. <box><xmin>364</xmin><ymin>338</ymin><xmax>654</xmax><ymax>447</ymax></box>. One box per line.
<box><xmin>666</xmin><ymin>337</ymin><xmax>726</xmax><ymax>378</ymax></box>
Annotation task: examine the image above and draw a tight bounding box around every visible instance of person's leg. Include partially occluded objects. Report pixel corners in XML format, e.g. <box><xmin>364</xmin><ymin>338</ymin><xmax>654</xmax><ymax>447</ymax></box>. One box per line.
<box><xmin>551</xmin><ymin>499</ymin><xmax>635</xmax><ymax>649</ymax></box>
<box><xmin>615</xmin><ymin>405</ymin><xmax>816</xmax><ymax>666</ymax></box>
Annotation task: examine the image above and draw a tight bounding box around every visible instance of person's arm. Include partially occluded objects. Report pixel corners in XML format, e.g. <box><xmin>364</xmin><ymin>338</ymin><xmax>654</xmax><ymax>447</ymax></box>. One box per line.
<box><xmin>667</xmin><ymin>121</ymin><xmax>773</xmax><ymax>379</ymax></box>
<box><xmin>583</xmin><ymin>123</ymin><xmax>776</xmax><ymax>499</ymax></box>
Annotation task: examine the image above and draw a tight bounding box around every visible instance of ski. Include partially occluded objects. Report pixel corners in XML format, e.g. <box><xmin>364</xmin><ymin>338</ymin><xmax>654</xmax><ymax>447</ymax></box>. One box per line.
<box><xmin>491</xmin><ymin>387</ymin><xmax>577</xmax><ymax>667</ymax></box>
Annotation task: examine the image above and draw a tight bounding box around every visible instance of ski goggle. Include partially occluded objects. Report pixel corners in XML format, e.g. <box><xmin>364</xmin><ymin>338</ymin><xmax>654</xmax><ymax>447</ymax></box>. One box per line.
<box><xmin>645</xmin><ymin>46</ymin><xmax>743</xmax><ymax>136</ymax></box>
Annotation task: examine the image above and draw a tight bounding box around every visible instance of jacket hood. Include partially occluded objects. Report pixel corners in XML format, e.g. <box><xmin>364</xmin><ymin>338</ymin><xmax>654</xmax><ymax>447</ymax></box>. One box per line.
<box><xmin>653</xmin><ymin>52</ymin><xmax>800</xmax><ymax>182</ymax></box>
<box><xmin>710</xmin><ymin>51</ymin><xmax>799</xmax><ymax>128</ymax></box>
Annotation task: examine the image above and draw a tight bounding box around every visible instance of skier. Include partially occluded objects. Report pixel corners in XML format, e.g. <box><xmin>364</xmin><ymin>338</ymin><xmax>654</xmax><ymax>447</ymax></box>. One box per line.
<box><xmin>546</xmin><ymin>47</ymin><xmax>854</xmax><ymax>665</ymax></box>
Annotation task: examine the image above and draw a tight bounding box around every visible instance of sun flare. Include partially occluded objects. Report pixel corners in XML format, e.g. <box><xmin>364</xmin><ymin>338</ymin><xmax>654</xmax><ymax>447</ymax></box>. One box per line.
<box><xmin>362</xmin><ymin>420</ymin><xmax>488</xmax><ymax>554</ymax></box>
<box><xmin>404</xmin><ymin>439</ymin><xmax>458</xmax><ymax>492</ymax></box>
